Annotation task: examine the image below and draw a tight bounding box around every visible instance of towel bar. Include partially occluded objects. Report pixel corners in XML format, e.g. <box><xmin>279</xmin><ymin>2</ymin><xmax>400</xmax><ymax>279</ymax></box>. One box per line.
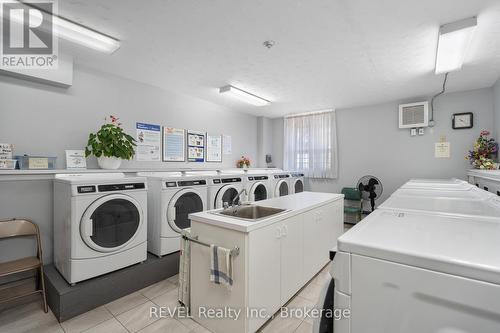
<box><xmin>182</xmin><ymin>234</ymin><xmax>240</xmax><ymax>257</ymax></box>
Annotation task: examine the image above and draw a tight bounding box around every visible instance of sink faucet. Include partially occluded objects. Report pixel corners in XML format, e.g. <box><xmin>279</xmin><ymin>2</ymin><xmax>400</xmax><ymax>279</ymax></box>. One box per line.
<box><xmin>232</xmin><ymin>189</ymin><xmax>247</xmax><ymax>207</ymax></box>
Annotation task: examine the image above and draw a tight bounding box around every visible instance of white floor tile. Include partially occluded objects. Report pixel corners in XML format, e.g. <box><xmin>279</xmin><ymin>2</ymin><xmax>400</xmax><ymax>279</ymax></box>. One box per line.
<box><xmin>259</xmin><ymin>314</ymin><xmax>302</xmax><ymax>333</ymax></box>
<box><xmin>150</xmin><ymin>288</ymin><xmax>180</xmax><ymax>313</ymax></box>
<box><xmin>82</xmin><ymin>318</ymin><xmax>128</xmax><ymax>333</ymax></box>
<box><xmin>140</xmin><ymin>279</ymin><xmax>177</xmax><ymax>300</ymax></box>
<box><xmin>0</xmin><ymin>301</ymin><xmax>63</xmax><ymax>333</ymax></box>
<box><xmin>138</xmin><ymin>317</ymin><xmax>190</xmax><ymax>333</ymax></box>
<box><xmin>105</xmin><ymin>291</ymin><xmax>149</xmax><ymax>316</ymax></box>
<box><xmin>60</xmin><ymin>306</ymin><xmax>113</xmax><ymax>333</ymax></box>
<box><xmin>294</xmin><ymin>321</ymin><xmax>313</xmax><ymax>333</ymax></box>
<box><xmin>115</xmin><ymin>300</ymin><xmax>160</xmax><ymax>333</ymax></box>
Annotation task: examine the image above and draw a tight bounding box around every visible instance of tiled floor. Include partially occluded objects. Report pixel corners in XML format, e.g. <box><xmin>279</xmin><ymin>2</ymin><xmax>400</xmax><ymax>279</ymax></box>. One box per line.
<box><xmin>0</xmin><ymin>264</ymin><xmax>332</xmax><ymax>333</ymax></box>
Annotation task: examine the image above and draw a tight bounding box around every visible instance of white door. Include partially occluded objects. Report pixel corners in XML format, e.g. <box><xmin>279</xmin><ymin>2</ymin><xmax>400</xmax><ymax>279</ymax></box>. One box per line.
<box><xmin>80</xmin><ymin>194</ymin><xmax>143</xmax><ymax>252</ymax></box>
<box><xmin>302</xmin><ymin>208</ymin><xmax>324</xmax><ymax>278</ymax></box>
<box><xmin>214</xmin><ymin>185</ymin><xmax>239</xmax><ymax>208</ymax></box>
<box><xmin>280</xmin><ymin>215</ymin><xmax>304</xmax><ymax>304</ymax></box>
<box><xmin>249</xmin><ymin>182</ymin><xmax>268</xmax><ymax>202</ymax></box>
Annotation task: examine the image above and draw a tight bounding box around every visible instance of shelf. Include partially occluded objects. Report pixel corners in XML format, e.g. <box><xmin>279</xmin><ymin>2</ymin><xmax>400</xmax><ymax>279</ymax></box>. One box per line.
<box><xmin>0</xmin><ymin>167</ymin><xmax>277</xmax><ymax>181</ymax></box>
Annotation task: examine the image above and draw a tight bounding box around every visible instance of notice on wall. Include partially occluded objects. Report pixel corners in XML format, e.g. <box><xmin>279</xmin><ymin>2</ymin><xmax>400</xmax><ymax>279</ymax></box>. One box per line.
<box><xmin>206</xmin><ymin>134</ymin><xmax>222</xmax><ymax>162</ymax></box>
<box><xmin>223</xmin><ymin>135</ymin><xmax>232</xmax><ymax>155</ymax></box>
<box><xmin>187</xmin><ymin>131</ymin><xmax>205</xmax><ymax>162</ymax></box>
<box><xmin>163</xmin><ymin>127</ymin><xmax>186</xmax><ymax>162</ymax></box>
<box><xmin>65</xmin><ymin>150</ymin><xmax>87</xmax><ymax>169</ymax></box>
<box><xmin>136</xmin><ymin>123</ymin><xmax>161</xmax><ymax>161</ymax></box>
<box><xmin>435</xmin><ymin>142</ymin><xmax>450</xmax><ymax>158</ymax></box>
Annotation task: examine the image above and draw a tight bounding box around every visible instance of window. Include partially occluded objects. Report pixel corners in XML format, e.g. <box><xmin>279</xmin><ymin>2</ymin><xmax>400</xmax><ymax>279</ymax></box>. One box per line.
<box><xmin>283</xmin><ymin>110</ymin><xmax>338</xmax><ymax>179</ymax></box>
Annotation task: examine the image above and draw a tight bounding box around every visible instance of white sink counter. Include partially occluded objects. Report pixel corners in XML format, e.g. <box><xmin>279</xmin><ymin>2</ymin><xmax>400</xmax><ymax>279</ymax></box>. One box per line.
<box><xmin>189</xmin><ymin>191</ymin><xmax>344</xmax><ymax>233</ymax></box>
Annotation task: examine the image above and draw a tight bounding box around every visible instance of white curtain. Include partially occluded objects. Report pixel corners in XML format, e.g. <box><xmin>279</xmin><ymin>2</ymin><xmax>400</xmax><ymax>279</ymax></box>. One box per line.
<box><xmin>283</xmin><ymin>110</ymin><xmax>338</xmax><ymax>179</ymax></box>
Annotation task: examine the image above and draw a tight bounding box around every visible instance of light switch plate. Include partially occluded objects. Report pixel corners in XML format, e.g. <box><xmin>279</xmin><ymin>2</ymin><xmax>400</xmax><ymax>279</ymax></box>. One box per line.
<box><xmin>410</xmin><ymin>128</ymin><xmax>417</xmax><ymax>136</ymax></box>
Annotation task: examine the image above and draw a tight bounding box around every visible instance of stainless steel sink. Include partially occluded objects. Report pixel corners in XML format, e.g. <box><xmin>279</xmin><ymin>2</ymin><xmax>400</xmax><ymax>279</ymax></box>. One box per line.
<box><xmin>213</xmin><ymin>205</ymin><xmax>287</xmax><ymax>221</ymax></box>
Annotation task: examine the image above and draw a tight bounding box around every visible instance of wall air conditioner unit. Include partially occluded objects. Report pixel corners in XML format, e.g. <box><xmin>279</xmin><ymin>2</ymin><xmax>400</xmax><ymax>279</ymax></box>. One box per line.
<box><xmin>399</xmin><ymin>101</ymin><xmax>429</xmax><ymax>128</ymax></box>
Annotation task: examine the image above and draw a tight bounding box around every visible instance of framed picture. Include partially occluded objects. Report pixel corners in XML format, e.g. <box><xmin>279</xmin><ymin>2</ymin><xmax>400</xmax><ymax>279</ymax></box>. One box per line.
<box><xmin>452</xmin><ymin>112</ymin><xmax>473</xmax><ymax>129</ymax></box>
<box><xmin>206</xmin><ymin>133</ymin><xmax>222</xmax><ymax>162</ymax></box>
<box><xmin>187</xmin><ymin>131</ymin><xmax>205</xmax><ymax>162</ymax></box>
<box><xmin>163</xmin><ymin>127</ymin><xmax>186</xmax><ymax>162</ymax></box>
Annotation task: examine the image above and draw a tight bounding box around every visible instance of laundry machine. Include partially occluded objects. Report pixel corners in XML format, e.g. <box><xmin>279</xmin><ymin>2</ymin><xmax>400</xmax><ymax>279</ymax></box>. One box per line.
<box><xmin>139</xmin><ymin>172</ymin><xmax>209</xmax><ymax>256</ymax></box>
<box><xmin>53</xmin><ymin>173</ymin><xmax>148</xmax><ymax>284</ymax></box>
<box><xmin>270</xmin><ymin>170</ymin><xmax>291</xmax><ymax>197</ymax></box>
<box><xmin>244</xmin><ymin>170</ymin><xmax>272</xmax><ymax>202</ymax></box>
<box><xmin>328</xmin><ymin>209</ymin><xmax>500</xmax><ymax>333</ymax></box>
<box><xmin>400</xmin><ymin>178</ymin><xmax>473</xmax><ymax>191</ymax></box>
<box><xmin>207</xmin><ymin>171</ymin><xmax>245</xmax><ymax>209</ymax></box>
<box><xmin>289</xmin><ymin>172</ymin><xmax>305</xmax><ymax>194</ymax></box>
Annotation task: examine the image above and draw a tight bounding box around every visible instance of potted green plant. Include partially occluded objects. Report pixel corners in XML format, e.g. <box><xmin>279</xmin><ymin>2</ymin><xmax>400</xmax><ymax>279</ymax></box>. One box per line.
<box><xmin>85</xmin><ymin>116</ymin><xmax>136</xmax><ymax>169</ymax></box>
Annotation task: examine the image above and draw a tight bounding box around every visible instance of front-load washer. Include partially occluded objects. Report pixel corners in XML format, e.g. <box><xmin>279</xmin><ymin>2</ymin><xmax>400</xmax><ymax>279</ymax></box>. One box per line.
<box><xmin>140</xmin><ymin>172</ymin><xmax>208</xmax><ymax>256</ymax></box>
<box><xmin>53</xmin><ymin>173</ymin><xmax>148</xmax><ymax>284</ymax></box>
<box><xmin>207</xmin><ymin>172</ymin><xmax>244</xmax><ymax>209</ymax></box>
<box><xmin>289</xmin><ymin>172</ymin><xmax>305</xmax><ymax>194</ymax></box>
<box><xmin>270</xmin><ymin>170</ymin><xmax>291</xmax><ymax>197</ymax></box>
<box><xmin>244</xmin><ymin>170</ymin><xmax>272</xmax><ymax>202</ymax></box>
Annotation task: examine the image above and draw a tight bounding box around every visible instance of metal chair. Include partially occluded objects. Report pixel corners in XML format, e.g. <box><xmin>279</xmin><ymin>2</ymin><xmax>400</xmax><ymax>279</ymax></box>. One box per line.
<box><xmin>341</xmin><ymin>187</ymin><xmax>363</xmax><ymax>224</ymax></box>
<box><xmin>0</xmin><ymin>218</ymin><xmax>48</xmax><ymax>313</ymax></box>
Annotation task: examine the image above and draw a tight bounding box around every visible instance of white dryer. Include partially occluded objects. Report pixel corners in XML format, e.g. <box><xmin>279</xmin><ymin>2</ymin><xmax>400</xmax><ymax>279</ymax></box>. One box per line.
<box><xmin>207</xmin><ymin>172</ymin><xmax>245</xmax><ymax>209</ymax></box>
<box><xmin>270</xmin><ymin>170</ymin><xmax>291</xmax><ymax>197</ymax></box>
<box><xmin>53</xmin><ymin>173</ymin><xmax>148</xmax><ymax>284</ymax></box>
<box><xmin>289</xmin><ymin>172</ymin><xmax>305</xmax><ymax>194</ymax></box>
<box><xmin>141</xmin><ymin>172</ymin><xmax>208</xmax><ymax>256</ymax></box>
<box><xmin>244</xmin><ymin>170</ymin><xmax>272</xmax><ymax>202</ymax></box>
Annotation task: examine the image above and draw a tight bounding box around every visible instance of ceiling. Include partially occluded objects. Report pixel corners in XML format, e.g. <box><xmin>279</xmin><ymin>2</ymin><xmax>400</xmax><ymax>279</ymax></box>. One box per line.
<box><xmin>58</xmin><ymin>0</ymin><xmax>500</xmax><ymax>117</ymax></box>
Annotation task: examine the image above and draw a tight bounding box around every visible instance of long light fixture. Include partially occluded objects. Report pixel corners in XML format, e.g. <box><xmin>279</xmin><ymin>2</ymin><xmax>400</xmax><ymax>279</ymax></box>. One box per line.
<box><xmin>219</xmin><ymin>85</ymin><xmax>270</xmax><ymax>106</ymax></box>
<box><xmin>11</xmin><ymin>1</ymin><xmax>120</xmax><ymax>54</ymax></box>
<box><xmin>435</xmin><ymin>17</ymin><xmax>477</xmax><ymax>74</ymax></box>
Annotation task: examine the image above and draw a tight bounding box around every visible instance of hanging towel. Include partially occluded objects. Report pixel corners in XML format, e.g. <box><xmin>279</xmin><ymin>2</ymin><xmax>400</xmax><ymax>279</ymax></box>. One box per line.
<box><xmin>210</xmin><ymin>244</ymin><xmax>233</xmax><ymax>288</ymax></box>
<box><xmin>178</xmin><ymin>230</ymin><xmax>191</xmax><ymax>309</ymax></box>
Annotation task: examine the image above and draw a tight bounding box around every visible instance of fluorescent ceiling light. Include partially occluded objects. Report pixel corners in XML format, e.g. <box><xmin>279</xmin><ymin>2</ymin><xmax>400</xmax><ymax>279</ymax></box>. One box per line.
<box><xmin>219</xmin><ymin>85</ymin><xmax>270</xmax><ymax>106</ymax></box>
<box><xmin>435</xmin><ymin>17</ymin><xmax>477</xmax><ymax>74</ymax></box>
<box><xmin>10</xmin><ymin>1</ymin><xmax>120</xmax><ymax>54</ymax></box>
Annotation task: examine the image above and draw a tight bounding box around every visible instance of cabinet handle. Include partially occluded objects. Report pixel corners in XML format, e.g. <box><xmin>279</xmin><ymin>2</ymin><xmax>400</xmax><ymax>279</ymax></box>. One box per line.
<box><xmin>276</xmin><ymin>227</ymin><xmax>282</xmax><ymax>239</ymax></box>
<box><xmin>282</xmin><ymin>225</ymin><xmax>288</xmax><ymax>237</ymax></box>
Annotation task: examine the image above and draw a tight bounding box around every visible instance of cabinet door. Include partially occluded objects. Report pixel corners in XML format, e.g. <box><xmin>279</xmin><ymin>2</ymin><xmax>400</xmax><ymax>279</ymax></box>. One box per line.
<box><xmin>302</xmin><ymin>209</ymin><xmax>322</xmax><ymax>280</ymax></box>
<box><xmin>280</xmin><ymin>215</ymin><xmax>304</xmax><ymax>304</ymax></box>
<box><xmin>317</xmin><ymin>201</ymin><xmax>343</xmax><ymax>267</ymax></box>
<box><xmin>248</xmin><ymin>223</ymin><xmax>282</xmax><ymax>331</ymax></box>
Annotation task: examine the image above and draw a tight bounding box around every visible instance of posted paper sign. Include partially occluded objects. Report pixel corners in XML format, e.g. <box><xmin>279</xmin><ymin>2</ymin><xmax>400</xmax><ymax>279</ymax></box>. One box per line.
<box><xmin>223</xmin><ymin>135</ymin><xmax>232</xmax><ymax>155</ymax></box>
<box><xmin>136</xmin><ymin>123</ymin><xmax>161</xmax><ymax>161</ymax></box>
<box><xmin>163</xmin><ymin>127</ymin><xmax>186</xmax><ymax>162</ymax></box>
<box><xmin>65</xmin><ymin>150</ymin><xmax>87</xmax><ymax>169</ymax></box>
<box><xmin>435</xmin><ymin>142</ymin><xmax>450</xmax><ymax>158</ymax></box>
<box><xmin>206</xmin><ymin>134</ymin><xmax>222</xmax><ymax>162</ymax></box>
<box><xmin>187</xmin><ymin>131</ymin><xmax>205</xmax><ymax>162</ymax></box>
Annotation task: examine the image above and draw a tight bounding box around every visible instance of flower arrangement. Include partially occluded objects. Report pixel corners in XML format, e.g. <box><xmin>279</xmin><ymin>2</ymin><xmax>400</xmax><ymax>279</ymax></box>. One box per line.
<box><xmin>466</xmin><ymin>130</ymin><xmax>498</xmax><ymax>170</ymax></box>
<box><xmin>236</xmin><ymin>156</ymin><xmax>251</xmax><ymax>168</ymax></box>
<box><xmin>85</xmin><ymin>116</ymin><xmax>136</xmax><ymax>169</ymax></box>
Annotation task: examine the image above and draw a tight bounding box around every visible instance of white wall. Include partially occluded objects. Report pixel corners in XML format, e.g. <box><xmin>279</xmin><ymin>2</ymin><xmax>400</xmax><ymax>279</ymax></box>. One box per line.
<box><xmin>0</xmin><ymin>64</ymin><xmax>257</xmax><ymax>169</ymax></box>
<box><xmin>494</xmin><ymin>79</ymin><xmax>500</xmax><ymax>141</ymax></box>
<box><xmin>272</xmin><ymin>87</ymin><xmax>495</xmax><ymax>204</ymax></box>
<box><xmin>0</xmin><ymin>65</ymin><xmax>258</xmax><ymax>264</ymax></box>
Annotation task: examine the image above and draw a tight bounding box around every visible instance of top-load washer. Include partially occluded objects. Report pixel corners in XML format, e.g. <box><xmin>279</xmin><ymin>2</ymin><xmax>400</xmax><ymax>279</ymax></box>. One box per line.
<box><xmin>331</xmin><ymin>209</ymin><xmax>500</xmax><ymax>333</ymax></box>
<box><xmin>207</xmin><ymin>171</ymin><xmax>245</xmax><ymax>209</ymax></box>
<box><xmin>53</xmin><ymin>173</ymin><xmax>148</xmax><ymax>284</ymax></box>
<box><xmin>391</xmin><ymin>187</ymin><xmax>494</xmax><ymax>200</ymax></box>
<box><xmin>139</xmin><ymin>172</ymin><xmax>209</xmax><ymax>256</ymax></box>
<box><xmin>270</xmin><ymin>170</ymin><xmax>291</xmax><ymax>197</ymax></box>
<box><xmin>289</xmin><ymin>172</ymin><xmax>305</xmax><ymax>194</ymax></box>
<box><xmin>244</xmin><ymin>170</ymin><xmax>272</xmax><ymax>202</ymax></box>
<box><xmin>400</xmin><ymin>178</ymin><xmax>473</xmax><ymax>191</ymax></box>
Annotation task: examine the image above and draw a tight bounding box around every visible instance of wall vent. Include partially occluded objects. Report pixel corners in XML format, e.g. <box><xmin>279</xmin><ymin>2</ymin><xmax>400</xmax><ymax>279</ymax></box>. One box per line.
<box><xmin>399</xmin><ymin>101</ymin><xmax>429</xmax><ymax>128</ymax></box>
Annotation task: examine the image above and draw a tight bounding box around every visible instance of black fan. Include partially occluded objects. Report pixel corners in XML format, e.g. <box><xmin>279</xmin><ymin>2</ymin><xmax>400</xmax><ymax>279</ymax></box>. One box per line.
<box><xmin>357</xmin><ymin>176</ymin><xmax>383</xmax><ymax>213</ymax></box>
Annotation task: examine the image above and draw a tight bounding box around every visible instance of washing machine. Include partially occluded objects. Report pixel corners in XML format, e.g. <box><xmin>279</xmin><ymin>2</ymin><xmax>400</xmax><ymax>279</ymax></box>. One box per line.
<box><xmin>53</xmin><ymin>173</ymin><xmax>148</xmax><ymax>284</ymax></box>
<box><xmin>270</xmin><ymin>170</ymin><xmax>291</xmax><ymax>197</ymax></box>
<box><xmin>207</xmin><ymin>171</ymin><xmax>245</xmax><ymax>209</ymax></box>
<box><xmin>139</xmin><ymin>172</ymin><xmax>209</xmax><ymax>256</ymax></box>
<box><xmin>244</xmin><ymin>170</ymin><xmax>272</xmax><ymax>202</ymax></box>
<box><xmin>289</xmin><ymin>172</ymin><xmax>305</xmax><ymax>194</ymax></box>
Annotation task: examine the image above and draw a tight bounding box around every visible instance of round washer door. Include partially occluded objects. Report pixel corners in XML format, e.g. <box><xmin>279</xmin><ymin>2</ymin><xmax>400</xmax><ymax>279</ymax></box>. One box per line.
<box><xmin>167</xmin><ymin>188</ymin><xmax>205</xmax><ymax>233</ymax></box>
<box><xmin>275</xmin><ymin>180</ymin><xmax>289</xmax><ymax>197</ymax></box>
<box><xmin>80</xmin><ymin>194</ymin><xmax>143</xmax><ymax>253</ymax></box>
<box><xmin>294</xmin><ymin>179</ymin><xmax>304</xmax><ymax>193</ymax></box>
<box><xmin>215</xmin><ymin>185</ymin><xmax>239</xmax><ymax>208</ymax></box>
<box><xmin>249</xmin><ymin>182</ymin><xmax>268</xmax><ymax>201</ymax></box>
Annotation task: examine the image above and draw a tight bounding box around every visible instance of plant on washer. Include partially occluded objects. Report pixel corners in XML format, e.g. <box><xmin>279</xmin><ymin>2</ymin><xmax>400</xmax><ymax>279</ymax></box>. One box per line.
<box><xmin>85</xmin><ymin>115</ymin><xmax>136</xmax><ymax>169</ymax></box>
